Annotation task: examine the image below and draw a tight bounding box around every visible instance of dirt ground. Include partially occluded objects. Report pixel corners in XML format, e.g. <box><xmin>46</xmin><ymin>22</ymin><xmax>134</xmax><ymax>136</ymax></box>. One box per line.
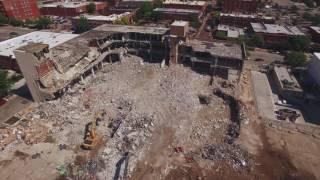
<box><xmin>0</xmin><ymin>56</ymin><xmax>319</xmax><ymax>180</ymax></box>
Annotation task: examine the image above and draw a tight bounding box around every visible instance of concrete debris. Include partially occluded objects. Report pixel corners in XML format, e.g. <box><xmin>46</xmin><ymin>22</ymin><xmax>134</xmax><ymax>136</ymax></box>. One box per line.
<box><xmin>201</xmin><ymin>144</ymin><xmax>251</xmax><ymax>170</ymax></box>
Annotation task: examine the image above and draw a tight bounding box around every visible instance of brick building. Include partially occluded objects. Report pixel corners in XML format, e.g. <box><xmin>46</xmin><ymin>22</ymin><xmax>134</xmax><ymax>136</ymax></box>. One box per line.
<box><xmin>222</xmin><ymin>0</ymin><xmax>258</xmax><ymax>14</ymax></box>
<box><xmin>0</xmin><ymin>0</ymin><xmax>40</xmax><ymax>20</ymax></box>
<box><xmin>250</xmin><ymin>23</ymin><xmax>305</xmax><ymax>46</ymax></box>
<box><xmin>220</xmin><ymin>13</ymin><xmax>274</xmax><ymax>28</ymax></box>
<box><xmin>40</xmin><ymin>1</ymin><xmax>107</xmax><ymax>17</ymax></box>
<box><xmin>163</xmin><ymin>0</ymin><xmax>207</xmax><ymax>12</ymax></box>
<box><xmin>153</xmin><ymin>8</ymin><xmax>202</xmax><ymax>21</ymax></box>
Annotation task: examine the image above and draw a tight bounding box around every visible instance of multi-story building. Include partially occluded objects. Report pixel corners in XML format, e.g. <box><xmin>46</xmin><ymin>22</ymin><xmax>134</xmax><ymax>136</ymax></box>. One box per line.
<box><xmin>40</xmin><ymin>1</ymin><xmax>107</xmax><ymax>17</ymax></box>
<box><xmin>13</xmin><ymin>23</ymin><xmax>244</xmax><ymax>102</ymax></box>
<box><xmin>153</xmin><ymin>8</ymin><xmax>202</xmax><ymax>21</ymax></box>
<box><xmin>71</xmin><ymin>12</ymin><xmax>133</xmax><ymax>29</ymax></box>
<box><xmin>222</xmin><ymin>0</ymin><xmax>258</xmax><ymax>14</ymax></box>
<box><xmin>0</xmin><ymin>31</ymin><xmax>78</xmax><ymax>72</ymax></box>
<box><xmin>163</xmin><ymin>0</ymin><xmax>207</xmax><ymax>12</ymax></box>
<box><xmin>250</xmin><ymin>23</ymin><xmax>305</xmax><ymax>46</ymax></box>
<box><xmin>220</xmin><ymin>13</ymin><xmax>274</xmax><ymax>28</ymax></box>
<box><xmin>0</xmin><ymin>0</ymin><xmax>40</xmax><ymax>20</ymax></box>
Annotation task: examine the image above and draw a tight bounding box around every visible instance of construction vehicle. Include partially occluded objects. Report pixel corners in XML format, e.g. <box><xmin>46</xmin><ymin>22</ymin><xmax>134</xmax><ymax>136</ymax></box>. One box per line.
<box><xmin>81</xmin><ymin>111</ymin><xmax>104</xmax><ymax>150</ymax></box>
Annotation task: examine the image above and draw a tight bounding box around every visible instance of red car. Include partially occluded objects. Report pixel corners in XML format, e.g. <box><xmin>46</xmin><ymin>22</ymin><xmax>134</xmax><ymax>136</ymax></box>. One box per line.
<box><xmin>0</xmin><ymin>98</ymin><xmax>7</xmax><ymax>107</ymax></box>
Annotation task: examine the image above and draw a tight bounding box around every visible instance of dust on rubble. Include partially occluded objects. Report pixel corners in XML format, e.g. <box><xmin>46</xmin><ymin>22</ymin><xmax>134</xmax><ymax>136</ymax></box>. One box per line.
<box><xmin>0</xmin><ymin>56</ymin><xmax>318</xmax><ymax>180</ymax></box>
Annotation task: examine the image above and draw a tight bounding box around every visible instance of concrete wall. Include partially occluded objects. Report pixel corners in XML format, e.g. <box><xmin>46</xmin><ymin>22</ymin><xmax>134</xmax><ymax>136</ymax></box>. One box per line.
<box><xmin>13</xmin><ymin>49</ymin><xmax>44</xmax><ymax>102</ymax></box>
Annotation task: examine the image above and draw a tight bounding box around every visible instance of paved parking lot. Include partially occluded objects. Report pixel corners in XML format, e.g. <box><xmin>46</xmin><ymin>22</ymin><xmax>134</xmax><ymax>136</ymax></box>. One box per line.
<box><xmin>251</xmin><ymin>71</ymin><xmax>276</xmax><ymax>120</ymax></box>
<box><xmin>0</xmin><ymin>95</ymin><xmax>32</xmax><ymax>123</ymax></box>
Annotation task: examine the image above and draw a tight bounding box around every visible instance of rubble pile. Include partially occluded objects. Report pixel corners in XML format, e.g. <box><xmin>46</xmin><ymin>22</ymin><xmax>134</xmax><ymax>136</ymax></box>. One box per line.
<box><xmin>201</xmin><ymin>143</ymin><xmax>251</xmax><ymax>170</ymax></box>
<box><xmin>0</xmin><ymin>120</ymin><xmax>49</xmax><ymax>150</ymax></box>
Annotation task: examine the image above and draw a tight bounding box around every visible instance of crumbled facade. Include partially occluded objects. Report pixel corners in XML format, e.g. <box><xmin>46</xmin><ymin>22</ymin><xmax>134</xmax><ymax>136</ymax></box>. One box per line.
<box><xmin>13</xmin><ymin>23</ymin><xmax>244</xmax><ymax>102</ymax></box>
<box><xmin>14</xmin><ymin>24</ymin><xmax>170</xmax><ymax>102</ymax></box>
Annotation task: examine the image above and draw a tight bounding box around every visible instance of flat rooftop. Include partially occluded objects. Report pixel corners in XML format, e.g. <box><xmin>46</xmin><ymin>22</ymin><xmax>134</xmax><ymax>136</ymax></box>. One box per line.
<box><xmin>163</xmin><ymin>0</ymin><xmax>207</xmax><ymax>6</ymax></box>
<box><xmin>121</xmin><ymin>0</ymin><xmax>153</xmax><ymax>2</ymax></box>
<box><xmin>0</xmin><ymin>31</ymin><xmax>79</xmax><ymax>58</ymax></box>
<box><xmin>171</xmin><ymin>20</ymin><xmax>188</xmax><ymax>27</ymax></box>
<box><xmin>250</xmin><ymin>23</ymin><xmax>305</xmax><ymax>35</ymax></box>
<box><xmin>217</xmin><ymin>25</ymin><xmax>244</xmax><ymax>38</ymax></box>
<box><xmin>72</xmin><ymin>12</ymin><xmax>131</xmax><ymax>21</ymax></box>
<box><xmin>40</xmin><ymin>1</ymin><xmax>104</xmax><ymax>8</ymax></box>
<box><xmin>310</xmin><ymin>26</ymin><xmax>320</xmax><ymax>34</ymax></box>
<box><xmin>185</xmin><ymin>40</ymin><xmax>243</xmax><ymax>60</ymax></box>
<box><xmin>274</xmin><ymin>66</ymin><xmax>302</xmax><ymax>92</ymax></box>
<box><xmin>0</xmin><ymin>26</ymin><xmax>34</xmax><ymax>42</ymax></box>
<box><xmin>154</xmin><ymin>8</ymin><xmax>201</xmax><ymax>14</ymax></box>
<box><xmin>93</xmin><ymin>24</ymin><xmax>169</xmax><ymax>35</ymax></box>
<box><xmin>220</xmin><ymin>13</ymin><xmax>274</xmax><ymax>20</ymax></box>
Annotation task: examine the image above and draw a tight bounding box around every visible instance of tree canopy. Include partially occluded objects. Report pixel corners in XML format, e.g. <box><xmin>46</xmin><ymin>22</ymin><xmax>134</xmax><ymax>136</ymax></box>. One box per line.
<box><xmin>289</xmin><ymin>35</ymin><xmax>311</xmax><ymax>51</ymax></box>
<box><xmin>35</xmin><ymin>17</ymin><xmax>52</xmax><ymax>29</ymax></box>
<box><xmin>9</xmin><ymin>18</ymin><xmax>24</xmax><ymax>27</ymax></box>
<box><xmin>285</xmin><ymin>51</ymin><xmax>307</xmax><ymax>67</ymax></box>
<box><xmin>0</xmin><ymin>70</ymin><xmax>13</xmax><ymax>98</ymax></box>
<box><xmin>87</xmin><ymin>2</ymin><xmax>96</xmax><ymax>14</ymax></box>
<box><xmin>75</xmin><ymin>16</ymin><xmax>90</xmax><ymax>34</ymax></box>
<box><xmin>0</xmin><ymin>14</ymin><xmax>8</xmax><ymax>25</ymax></box>
<box><xmin>114</xmin><ymin>16</ymin><xmax>130</xmax><ymax>25</ymax></box>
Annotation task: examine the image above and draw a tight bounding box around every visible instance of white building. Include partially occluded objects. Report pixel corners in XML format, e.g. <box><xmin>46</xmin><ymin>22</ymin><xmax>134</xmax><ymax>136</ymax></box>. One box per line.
<box><xmin>308</xmin><ymin>53</ymin><xmax>320</xmax><ymax>87</ymax></box>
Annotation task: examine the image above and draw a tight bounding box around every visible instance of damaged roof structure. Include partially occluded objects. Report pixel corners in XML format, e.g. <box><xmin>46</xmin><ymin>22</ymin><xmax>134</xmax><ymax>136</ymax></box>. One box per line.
<box><xmin>13</xmin><ymin>24</ymin><xmax>170</xmax><ymax>102</ymax></box>
<box><xmin>13</xmin><ymin>24</ymin><xmax>244</xmax><ymax>102</ymax></box>
<box><xmin>179</xmin><ymin>40</ymin><xmax>245</xmax><ymax>80</ymax></box>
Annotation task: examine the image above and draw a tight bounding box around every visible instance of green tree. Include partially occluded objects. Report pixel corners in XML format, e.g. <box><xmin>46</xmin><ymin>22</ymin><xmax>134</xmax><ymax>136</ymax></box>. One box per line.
<box><xmin>289</xmin><ymin>35</ymin><xmax>311</xmax><ymax>51</ymax></box>
<box><xmin>303</xmin><ymin>0</ymin><xmax>315</xmax><ymax>7</ymax></box>
<box><xmin>0</xmin><ymin>14</ymin><xmax>8</xmax><ymax>25</ymax></box>
<box><xmin>190</xmin><ymin>15</ymin><xmax>201</xmax><ymax>28</ymax></box>
<box><xmin>114</xmin><ymin>16</ymin><xmax>130</xmax><ymax>25</ymax></box>
<box><xmin>87</xmin><ymin>2</ymin><xmax>96</xmax><ymax>14</ymax></box>
<box><xmin>35</xmin><ymin>17</ymin><xmax>51</xmax><ymax>29</ymax></box>
<box><xmin>137</xmin><ymin>2</ymin><xmax>153</xmax><ymax>19</ymax></box>
<box><xmin>250</xmin><ymin>34</ymin><xmax>264</xmax><ymax>47</ymax></box>
<box><xmin>9</xmin><ymin>18</ymin><xmax>24</xmax><ymax>26</ymax></box>
<box><xmin>286</xmin><ymin>51</ymin><xmax>307</xmax><ymax>67</ymax></box>
<box><xmin>75</xmin><ymin>16</ymin><xmax>90</xmax><ymax>34</ymax></box>
<box><xmin>0</xmin><ymin>70</ymin><xmax>13</xmax><ymax>98</ymax></box>
<box><xmin>215</xmin><ymin>31</ymin><xmax>227</xmax><ymax>39</ymax></box>
<box><xmin>25</xmin><ymin>19</ymin><xmax>35</xmax><ymax>25</ymax></box>
<box><xmin>150</xmin><ymin>11</ymin><xmax>160</xmax><ymax>22</ymax></box>
<box><xmin>153</xmin><ymin>0</ymin><xmax>163</xmax><ymax>8</ymax></box>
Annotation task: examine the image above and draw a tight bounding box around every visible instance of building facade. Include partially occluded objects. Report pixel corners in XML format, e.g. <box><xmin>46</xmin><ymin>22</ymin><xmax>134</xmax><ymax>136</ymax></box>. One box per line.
<box><xmin>250</xmin><ymin>23</ymin><xmax>305</xmax><ymax>47</ymax></box>
<box><xmin>0</xmin><ymin>0</ymin><xmax>40</xmax><ymax>20</ymax></box>
<box><xmin>220</xmin><ymin>13</ymin><xmax>274</xmax><ymax>28</ymax></box>
<box><xmin>153</xmin><ymin>8</ymin><xmax>202</xmax><ymax>21</ymax></box>
<box><xmin>0</xmin><ymin>31</ymin><xmax>78</xmax><ymax>72</ymax></box>
<box><xmin>40</xmin><ymin>1</ymin><xmax>107</xmax><ymax>17</ymax></box>
<box><xmin>163</xmin><ymin>0</ymin><xmax>207</xmax><ymax>11</ymax></box>
<box><xmin>222</xmin><ymin>0</ymin><xmax>258</xmax><ymax>14</ymax></box>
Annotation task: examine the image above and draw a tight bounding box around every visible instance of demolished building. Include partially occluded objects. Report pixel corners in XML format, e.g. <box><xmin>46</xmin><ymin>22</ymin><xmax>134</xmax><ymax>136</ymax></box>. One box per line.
<box><xmin>13</xmin><ymin>23</ymin><xmax>244</xmax><ymax>102</ymax></box>
<box><xmin>14</xmin><ymin>24</ymin><xmax>170</xmax><ymax>102</ymax></box>
<box><xmin>178</xmin><ymin>40</ymin><xmax>244</xmax><ymax>80</ymax></box>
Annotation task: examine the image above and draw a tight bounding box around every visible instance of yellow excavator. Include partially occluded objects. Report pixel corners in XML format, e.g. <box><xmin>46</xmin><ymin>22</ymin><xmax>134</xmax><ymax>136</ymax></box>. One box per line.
<box><xmin>81</xmin><ymin>111</ymin><xmax>103</xmax><ymax>150</ymax></box>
